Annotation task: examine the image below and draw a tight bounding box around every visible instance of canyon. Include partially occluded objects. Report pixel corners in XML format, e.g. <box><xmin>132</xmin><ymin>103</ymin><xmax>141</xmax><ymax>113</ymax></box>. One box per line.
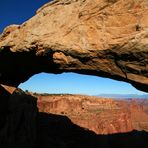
<box><xmin>0</xmin><ymin>0</ymin><xmax>147</xmax><ymax>147</ymax></box>
<box><xmin>1</xmin><ymin>85</ymin><xmax>147</xmax><ymax>148</ymax></box>
<box><xmin>35</xmin><ymin>93</ymin><xmax>148</xmax><ymax>134</ymax></box>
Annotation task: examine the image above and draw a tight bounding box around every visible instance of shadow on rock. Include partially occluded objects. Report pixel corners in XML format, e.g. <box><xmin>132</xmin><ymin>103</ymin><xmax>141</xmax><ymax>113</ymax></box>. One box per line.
<box><xmin>0</xmin><ymin>87</ymin><xmax>148</xmax><ymax>148</ymax></box>
<box><xmin>0</xmin><ymin>86</ymin><xmax>37</xmax><ymax>148</ymax></box>
<box><xmin>37</xmin><ymin>112</ymin><xmax>148</xmax><ymax>148</ymax></box>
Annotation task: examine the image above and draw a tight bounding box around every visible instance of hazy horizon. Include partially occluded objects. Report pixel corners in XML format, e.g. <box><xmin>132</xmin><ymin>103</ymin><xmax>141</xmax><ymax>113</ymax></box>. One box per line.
<box><xmin>19</xmin><ymin>72</ymin><xmax>147</xmax><ymax>96</ymax></box>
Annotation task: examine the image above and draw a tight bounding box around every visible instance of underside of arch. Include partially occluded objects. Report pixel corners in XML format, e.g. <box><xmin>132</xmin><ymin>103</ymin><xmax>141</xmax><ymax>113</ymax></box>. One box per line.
<box><xmin>0</xmin><ymin>0</ymin><xmax>148</xmax><ymax>92</ymax></box>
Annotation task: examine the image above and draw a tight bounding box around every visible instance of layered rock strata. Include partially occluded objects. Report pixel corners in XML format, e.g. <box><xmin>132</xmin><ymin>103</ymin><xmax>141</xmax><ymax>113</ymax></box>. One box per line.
<box><xmin>37</xmin><ymin>94</ymin><xmax>133</xmax><ymax>134</ymax></box>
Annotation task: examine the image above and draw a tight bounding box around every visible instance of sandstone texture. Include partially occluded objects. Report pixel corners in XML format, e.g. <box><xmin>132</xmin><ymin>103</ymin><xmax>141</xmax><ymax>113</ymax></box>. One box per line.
<box><xmin>0</xmin><ymin>0</ymin><xmax>148</xmax><ymax>146</ymax></box>
<box><xmin>0</xmin><ymin>0</ymin><xmax>148</xmax><ymax>92</ymax></box>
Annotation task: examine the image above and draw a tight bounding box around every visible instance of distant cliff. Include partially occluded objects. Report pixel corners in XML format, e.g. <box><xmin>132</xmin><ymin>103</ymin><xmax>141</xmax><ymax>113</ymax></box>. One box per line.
<box><xmin>35</xmin><ymin>94</ymin><xmax>148</xmax><ymax>134</ymax></box>
<box><xmin>0</xmin><ymin>85</ymin><xmax>148</xmax><ymax>147</ymax></box>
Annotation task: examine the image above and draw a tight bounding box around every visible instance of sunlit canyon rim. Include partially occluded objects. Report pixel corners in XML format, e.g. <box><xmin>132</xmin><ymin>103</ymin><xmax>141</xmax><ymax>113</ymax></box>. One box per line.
<box><xmin>35</xmin><ymin>93</ymin><xmax>148</xmax><ymax>134</ymax></box>
<box><xmin>0</xmin><ymin>0</ymin><xmax>148</xmax><ymax>147</ymax></box>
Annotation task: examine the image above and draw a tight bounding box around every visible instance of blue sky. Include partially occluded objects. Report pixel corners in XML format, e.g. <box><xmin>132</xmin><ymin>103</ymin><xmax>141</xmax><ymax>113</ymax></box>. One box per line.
<box><xmin>19</xmin><ymin>72</ymin><xmax>146</xmax><ymax>95</ymax></box>
<box><xmin>0</xmin><ymin>0</ymin><xmax>147</xmax><ymax>95</ymax></box>
<box><xmin>0</xmin><ymin>0</ymin><xmax>49</xmax><ymax>33</ymax></box>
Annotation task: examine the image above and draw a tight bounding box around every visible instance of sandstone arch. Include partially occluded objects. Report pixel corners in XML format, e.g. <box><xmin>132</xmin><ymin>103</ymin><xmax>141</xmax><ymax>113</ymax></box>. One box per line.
<box><xmin>0</xmin><ymin>0</ymin><xmax>148</xmax><ymax>92</ymax></box>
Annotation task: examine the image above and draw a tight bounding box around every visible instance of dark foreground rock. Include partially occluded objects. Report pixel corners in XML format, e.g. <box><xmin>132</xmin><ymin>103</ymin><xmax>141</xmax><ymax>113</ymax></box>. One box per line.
<box><xmin>0</xmin><ymin>85</ymin><xmax>37</xmax><ymax>148</ymax></box>
<box><xmin>0</xmin><ymin>87</ymin><xmax>148</xmax><ymax>148</ymax></box>
<box><xmin>37</xmin><ymin>113</ymin><xmax>148</xmax><ymax>148</ymax></box>
<box><xmin>37</xmin><ymin>94</ymin><xmax>133</xmax><ymax>134</ymax></box>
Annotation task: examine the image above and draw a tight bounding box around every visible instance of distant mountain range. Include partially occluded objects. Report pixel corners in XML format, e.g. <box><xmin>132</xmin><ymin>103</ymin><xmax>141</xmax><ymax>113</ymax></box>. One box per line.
<box><xmin>96</xmin><ymin>94</ymin><xmax>148</xmax><ymax>99</ymax></box>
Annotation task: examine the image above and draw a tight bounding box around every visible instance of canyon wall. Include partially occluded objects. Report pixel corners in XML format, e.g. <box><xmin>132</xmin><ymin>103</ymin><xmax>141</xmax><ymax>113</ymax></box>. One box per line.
<box><xmin>0</xmin><ymin>0</ymin><xmax>147</xmax><ymax>147</ymax></box>
<box><xmin>36</xmin><ymin>94</ymin><xmax>148</xmax><ymax>134</ymax></box>
<box><xmin>0</xmin><ymin>87</ymin><xmax>147</xmax><ymax>147</ymax></box>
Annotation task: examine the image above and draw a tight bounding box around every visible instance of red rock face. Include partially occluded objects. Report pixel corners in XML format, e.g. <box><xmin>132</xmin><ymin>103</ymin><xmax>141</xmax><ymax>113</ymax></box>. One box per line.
<box><xmin>36</xmin><ymin>94</ymin><xmax>136</xmax><ymax>134</ymax></box>
<box><xmin>128</xmin><ymin>99</ymin><xmax>148</xmax><ymax>131</ymax></box>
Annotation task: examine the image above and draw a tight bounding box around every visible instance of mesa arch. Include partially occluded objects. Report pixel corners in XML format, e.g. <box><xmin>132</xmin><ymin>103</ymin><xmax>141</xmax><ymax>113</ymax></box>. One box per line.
<box><xmin>0</xmin><ymin>0</ymin><xmax>148</xmax><ymax>92</ymax></box>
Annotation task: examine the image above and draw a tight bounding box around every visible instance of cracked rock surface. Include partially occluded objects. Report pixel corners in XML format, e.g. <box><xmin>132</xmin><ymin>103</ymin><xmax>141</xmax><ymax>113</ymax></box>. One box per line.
<box><xmin>0</xmin><ymin>0</ymin><xmax>148</xmax><ymax>92</ymax></box>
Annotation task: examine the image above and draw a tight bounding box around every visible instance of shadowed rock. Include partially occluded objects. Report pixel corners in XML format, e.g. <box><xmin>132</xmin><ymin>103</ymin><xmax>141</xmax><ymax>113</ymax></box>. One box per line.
<box><xmin>0</xmin><ymin>0</ymin><xmax>147</xmax><ymax>92</ymax></box>
<box><xmin>36</xmin><ymin>112</ymin><xmax>148</xmax><ymax>148</ymax></box>
<box><xmin>0</xmin><ymin>86</ymin><xmax>148</xmax><ymax>148</ymax></box>
<box><xmin>37</xmin><ymin>94</ymin><xmax>134</xmax><ymax>134</ymax></box>
<box><xmin>0</xmin><ymin>85</ymin><xmax>37</xmax><ymax>148</ymax></box>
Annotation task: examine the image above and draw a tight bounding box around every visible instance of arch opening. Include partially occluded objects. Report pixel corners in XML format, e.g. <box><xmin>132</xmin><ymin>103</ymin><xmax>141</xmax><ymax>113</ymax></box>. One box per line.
<box><xmin>18</xmin><ymin>72</ymin><xmax>147</xmax><ymax>98</ymax></box>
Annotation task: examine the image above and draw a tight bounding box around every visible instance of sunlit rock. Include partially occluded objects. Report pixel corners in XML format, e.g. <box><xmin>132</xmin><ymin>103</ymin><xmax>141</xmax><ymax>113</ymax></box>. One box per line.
<box><xmin>0</xmin><ymin>0</ymin><xmax>147</xmax><ymax>92</ymax></box>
